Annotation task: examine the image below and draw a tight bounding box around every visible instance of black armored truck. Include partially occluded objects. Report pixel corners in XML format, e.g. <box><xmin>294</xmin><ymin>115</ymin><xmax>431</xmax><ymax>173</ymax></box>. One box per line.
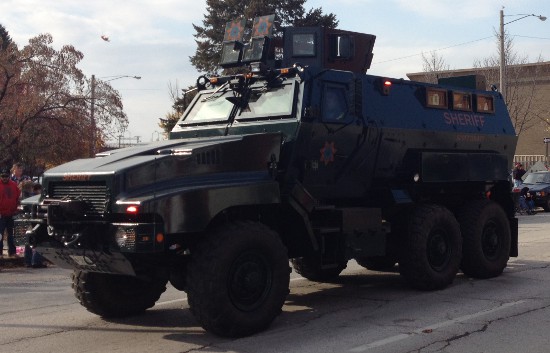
<box><xmin>17</xmin><ymin>15</ymin><xmax>518</xmax><ymax>337</ymax></box>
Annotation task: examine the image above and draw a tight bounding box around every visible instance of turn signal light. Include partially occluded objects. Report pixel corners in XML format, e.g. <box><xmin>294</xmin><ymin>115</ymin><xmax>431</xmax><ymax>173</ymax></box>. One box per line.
<box><xmin>156</xmin><ymin>233</ymin><xmax>164</xmax><ymax>243</ymax></box>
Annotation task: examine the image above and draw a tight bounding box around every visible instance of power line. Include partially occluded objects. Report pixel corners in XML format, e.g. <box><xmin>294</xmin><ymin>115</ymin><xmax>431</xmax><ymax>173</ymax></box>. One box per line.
<box><xmin>374</xmin><ymin>36</ymin><xmax>493</xmax><ymax>64</ymax></box>
<box><xmin>374</xmin><ymin>33</ymin><xmax>550</xmax><ymax>65</ymax></box>
<box><xmin>513</xmin><ymin>35</ymin><xmax>550</xmax><ymax>40</ymax></box>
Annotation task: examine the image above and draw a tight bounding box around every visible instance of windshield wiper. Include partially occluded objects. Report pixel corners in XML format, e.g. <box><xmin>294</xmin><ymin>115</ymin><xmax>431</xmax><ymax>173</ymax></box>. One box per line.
<box><xmin>202</xmin><ymin>82</ymin><xmax>230</xmax><ymax>102</ymax></box>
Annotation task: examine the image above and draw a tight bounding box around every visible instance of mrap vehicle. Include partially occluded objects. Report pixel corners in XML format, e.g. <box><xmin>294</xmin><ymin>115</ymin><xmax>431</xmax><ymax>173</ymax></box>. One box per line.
<box><xmin>17</xmin><ymin>15</ymin><xmax>518</xmax><ymax>337</ymax></box>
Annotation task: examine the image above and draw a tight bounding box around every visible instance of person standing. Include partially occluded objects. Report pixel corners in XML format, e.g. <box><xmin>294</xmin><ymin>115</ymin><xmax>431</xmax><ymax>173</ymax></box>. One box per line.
<box><xmin>0</xmin><ymin>167</ymin><xmax>20</xmax><ymax>257</ymax></box>
<box><xmin>513</xmin><ymin>163</ymin><xmax>526</xmax><ymax>188</ymax></box>
<box><xmin>519</xmin><ymin>186</ymin><xmax>536</xmax><ymax>215</ymax></box>
<box><xmin>11</xmin><ymin>162</ymin><xmax>31</xmax><ymax>190</ymax></box>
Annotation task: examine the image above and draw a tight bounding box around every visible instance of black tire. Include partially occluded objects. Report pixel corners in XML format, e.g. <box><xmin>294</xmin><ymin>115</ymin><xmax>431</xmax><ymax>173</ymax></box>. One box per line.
<box><xmin>291</xmin><ymin>255</ymin><xmax>347</xmax><ymax>281</ymax></box>
<box><xmin>356</xmin><ymin>255</ymin><xmax>397</xmax><ymax>271</ymax></box>
<box><xmin>72</xmin><ymin>271</ymin><xmax>167</xmax><ymax>317</ymax></box>
<box><xmin>543</xmin><ymin>198</ymin><xmax>550</xmax><ymax>212</ymax></box>
<box><xmin>457</xmin><ymin>200</ymin><xmax>511</xmax><ymax>279</ymax></box>
<box><xmin>399</xmin><ymin>204</ymin><xmax>462</xmax><ymax>291</ymax></box>
<box><xmin>186</xmin><ymin>221</ymin><xmax>290</xmax><ymax>338</ymax></box>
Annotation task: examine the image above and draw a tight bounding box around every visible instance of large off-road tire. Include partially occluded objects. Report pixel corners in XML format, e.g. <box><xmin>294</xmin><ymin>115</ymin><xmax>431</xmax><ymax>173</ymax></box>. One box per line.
<box><xmin>543</xmin><ymin>198</ymin><xmax>550</xmax><ymax>212</ymax></box>
<box><xmin>291</xmin><ymin>255</ymin><xmax>347</xmax><ymax>281</ymax></box>
<box><xmin>456</xmin><ymin>200</ymin><xmax>511</xmax><ymax>279</ymax></box>
<box><xmin>399</xmin><ymin>204</ymin><xmax>462</xmax><ymax>290</ymax></box>
<box><xmin>186</xmin><ymin>221</ymin><xmax>290</xmax><ymax>338</ymax></box>
<box><xmin>355</xmin><ymin>255</ymin><xmax>397</xmax><ymax>271</ymax></box>
<box><xmin>72</xmin><ymin>271</ymin><xmax>167</xmax><ymax>317</ymax></box>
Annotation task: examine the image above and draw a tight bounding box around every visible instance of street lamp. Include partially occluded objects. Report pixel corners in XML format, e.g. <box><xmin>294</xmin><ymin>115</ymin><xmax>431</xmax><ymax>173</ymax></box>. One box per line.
<box><xmin>90</xmin><ymin>74</ymin><xmax>142</xmax><ymax>156</ymax></box>
<box><xmin>151</xmin><ymin>131</ymin><xmax>163</xmax><ymax>141</ymax></box>
<box><xmin>499</xmin><ymin>9</ymin><xmax>546</xmax><ymax>101</ymax></box>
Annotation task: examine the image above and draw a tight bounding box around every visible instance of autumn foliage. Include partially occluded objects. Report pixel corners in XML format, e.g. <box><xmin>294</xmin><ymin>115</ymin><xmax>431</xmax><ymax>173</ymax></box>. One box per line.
<box><xmin>0</xmin><ymin>27</ymin><xmax>128</xmax><ymax>174</ymax></box>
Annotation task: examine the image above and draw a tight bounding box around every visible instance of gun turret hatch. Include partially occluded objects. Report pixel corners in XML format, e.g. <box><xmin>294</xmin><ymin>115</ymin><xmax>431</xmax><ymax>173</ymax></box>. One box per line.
<box><xmin>282</xmin><ymin>27</ymin><xmax>376</xmax><ymax>73</ymax></box>
<box><xmin>219</xmin><ymin>15</ymin><xmax>376</xmax><ymax>73</ymax></box>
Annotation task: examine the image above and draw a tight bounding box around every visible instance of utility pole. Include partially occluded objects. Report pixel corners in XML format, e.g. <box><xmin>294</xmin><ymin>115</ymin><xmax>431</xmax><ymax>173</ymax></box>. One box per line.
<box><xmin>89</xmin><ymin>74</ymin><xmax>140</xmax><ymax>157</ymax></box>
<box><xmin>90</xmin><ymin>74</ymin><xmax>96</xmax><ymax>157</ymax></box>
<box><xmin>499</xmin><ymin>9</ymin><xmax>546</xmax><ymax>103</ymax></box>
<box><xmin>499</xmin><ymin>9</ymin><xmax>506</xmax><ymax>102</ymax></box>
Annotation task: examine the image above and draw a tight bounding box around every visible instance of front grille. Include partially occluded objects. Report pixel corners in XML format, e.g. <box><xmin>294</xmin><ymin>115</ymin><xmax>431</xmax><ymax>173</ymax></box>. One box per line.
<box><xmin>49</xmin><ymin>181</ymin><xmax>109</xmax><ymax>215</ymax></box>
<box><xmin>14</xmin><ymin>220</ymin><xmax>30</xmax><ymax>246</ymax></box>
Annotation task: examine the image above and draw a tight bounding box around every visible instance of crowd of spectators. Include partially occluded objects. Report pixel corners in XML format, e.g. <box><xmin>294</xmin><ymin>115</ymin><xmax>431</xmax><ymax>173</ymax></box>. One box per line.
<box><xmin>0</xmin><ymin>162</ymin><xmax>48</xmax><ymax>269</ymax></box>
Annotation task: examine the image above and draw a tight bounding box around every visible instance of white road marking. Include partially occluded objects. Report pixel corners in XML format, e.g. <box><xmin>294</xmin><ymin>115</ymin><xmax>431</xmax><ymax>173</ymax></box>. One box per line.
<box><xmin>349</xmin><ymin>300</ymin><xmax>527</xmax><ymax>352</ymax></box>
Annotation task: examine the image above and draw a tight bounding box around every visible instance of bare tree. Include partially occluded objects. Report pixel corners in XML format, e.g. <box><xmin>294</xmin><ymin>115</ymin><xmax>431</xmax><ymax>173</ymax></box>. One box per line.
<box><xmin>421</xmin><ymin>51</ymin><xmax>451</xmax><ymax>84</ymax></box>
<box><xmin>473</xmin><ymin>29</ymin><xmax>546</xmax><ymax>136</ymax></box>
<box><xmin>158</xmin><ymin>81</ymin><xmax>197</xmax><ymax>134</ymax></box>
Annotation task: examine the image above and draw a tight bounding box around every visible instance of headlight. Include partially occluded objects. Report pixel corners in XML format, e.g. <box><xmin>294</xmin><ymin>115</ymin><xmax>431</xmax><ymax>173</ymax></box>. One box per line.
<box><xmin>114</xmin><ymin>225</ymin><xmax>137</xmax><ymax>249</ymax></box>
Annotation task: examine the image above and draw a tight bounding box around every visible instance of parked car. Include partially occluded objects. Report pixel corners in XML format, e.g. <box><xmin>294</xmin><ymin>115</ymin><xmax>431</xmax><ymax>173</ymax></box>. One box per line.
<box><xmin>521</xmin><ymin>171</ymin><xmax>550</xmax><ymax>212</ymax></box>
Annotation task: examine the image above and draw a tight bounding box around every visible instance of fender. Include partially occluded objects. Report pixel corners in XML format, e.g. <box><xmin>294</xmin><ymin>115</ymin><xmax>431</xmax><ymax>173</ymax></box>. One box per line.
<box><xmin>136</xmin><ymin>178</ymin><xmax>280</xmax><ymax>233</ymax></box>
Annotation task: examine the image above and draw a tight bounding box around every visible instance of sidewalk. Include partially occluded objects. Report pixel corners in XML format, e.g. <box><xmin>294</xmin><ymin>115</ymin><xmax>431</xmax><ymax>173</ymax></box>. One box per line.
<box><xmin>0</xmin><ymin>251</ymin><xmax>25</xmax><ymax>268</ymax></box>
<box><xmin>0</xmin><ymin>241</ymin><xmax>25</xmax><ymax>268</ymax></box>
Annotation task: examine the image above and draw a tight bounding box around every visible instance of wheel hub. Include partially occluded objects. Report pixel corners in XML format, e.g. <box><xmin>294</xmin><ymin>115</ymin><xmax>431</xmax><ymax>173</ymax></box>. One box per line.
<box><xmin>428</xmin><ymin>230</ymin><xmax>450</xmax><ymax>271</ymax></box>
<box><xmin>482</xmin><ymin>221</ymin><xmax>499</xmax><ymax>260</ymax></box>
<box><xmin>229</xmin><ymin>252</ymin><xmax>272</xmax><ymax>312</ymax></box>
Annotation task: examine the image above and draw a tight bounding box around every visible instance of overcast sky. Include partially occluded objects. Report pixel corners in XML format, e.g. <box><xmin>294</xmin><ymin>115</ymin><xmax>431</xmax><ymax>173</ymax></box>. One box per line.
<box><xmin>1</xmin><ymin>0</ymin><xmax>549</xmax><ymax>142</ymax></box>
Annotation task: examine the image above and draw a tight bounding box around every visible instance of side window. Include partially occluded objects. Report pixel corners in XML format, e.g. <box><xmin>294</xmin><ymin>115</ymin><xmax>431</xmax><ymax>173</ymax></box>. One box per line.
<box><xmin>322</xmin><ymin>86</ymin><xmax>349</xmax><ymax>123</ymax></box>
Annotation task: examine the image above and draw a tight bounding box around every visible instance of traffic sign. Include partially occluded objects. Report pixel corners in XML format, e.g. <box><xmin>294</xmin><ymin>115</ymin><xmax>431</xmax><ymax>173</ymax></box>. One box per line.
<box><xmin>544</xmin><ymin>137</ymin><xmax>550</xmax><ymax>143</ymax></box>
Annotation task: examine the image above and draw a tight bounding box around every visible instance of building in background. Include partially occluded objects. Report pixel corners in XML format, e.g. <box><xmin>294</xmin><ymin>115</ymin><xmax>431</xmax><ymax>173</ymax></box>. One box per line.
<box><xmin>407</xmin><ymin>61</ymin><xmax>550</xmax><ymax>168</ymax></box>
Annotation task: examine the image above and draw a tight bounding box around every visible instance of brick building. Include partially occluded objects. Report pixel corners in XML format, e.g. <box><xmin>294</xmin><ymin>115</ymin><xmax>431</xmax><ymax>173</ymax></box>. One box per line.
<box><xmin>407</xmin><ymin>62</ymin><xmax>550</xmax><ymax>167</ymax></box>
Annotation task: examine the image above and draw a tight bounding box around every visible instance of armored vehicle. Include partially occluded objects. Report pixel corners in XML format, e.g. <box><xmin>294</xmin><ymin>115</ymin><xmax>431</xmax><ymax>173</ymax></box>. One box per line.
<box><xmin>17</xmin><ymin>15</ymin><xmax>518</xmax><ymax>337</ymax></box>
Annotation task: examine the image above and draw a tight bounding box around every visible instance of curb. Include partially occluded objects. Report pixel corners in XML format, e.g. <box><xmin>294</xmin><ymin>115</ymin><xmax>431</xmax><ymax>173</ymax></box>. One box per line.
<box><xmin>0</xmin><ymin>256</ymin><xmax>25</xmax><ymax>269</ymax></box>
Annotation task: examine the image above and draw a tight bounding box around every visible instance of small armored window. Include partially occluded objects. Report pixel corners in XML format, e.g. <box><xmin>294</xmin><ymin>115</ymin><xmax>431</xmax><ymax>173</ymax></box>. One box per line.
<box><xmin>476</xmin><ymin>94</ymin><xmax>495</xmax><ymax>113</ymax></box>
<box><xmin>292</xmin><ymin>33</ymin><xmax>316</xmax><ymax>57</ymax></box>
<box><xmin>426</xmin><ymin>88</ymin><xmax>448</xmax><ymax>109</ymax></box>
<box><xmin>329</xmin><ymin>34</ymin><xmax>353</xmax><ymax>59</ymax></box>
<box><xmin>220</xmin><ymin>41</ymin><xmax>243</xmax><ymax>67</ymax></box>
<box><xmin>322</xmin><ymin>86</ymin><xmax>348</xmax><ymax>123</ymax></box>
<box><xmin>452</xmin><ymin>92</ymin><xmax>472</xmax><ymax>111</ymax></box>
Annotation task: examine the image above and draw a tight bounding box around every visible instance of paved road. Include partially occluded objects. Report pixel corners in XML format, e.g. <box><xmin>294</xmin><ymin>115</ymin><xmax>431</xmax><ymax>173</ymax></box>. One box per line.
<box><xmin>1</xmin><ymin>211</ymin><xmax>549</xmax><ymax>353</ymax></box>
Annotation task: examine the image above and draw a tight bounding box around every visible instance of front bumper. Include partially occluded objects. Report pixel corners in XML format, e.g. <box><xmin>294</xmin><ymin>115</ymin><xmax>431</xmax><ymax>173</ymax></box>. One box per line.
<box><xmin>36</xmin><ymin>247</ymin><xmax>136</xmax><ymax>275</ymax></box>
<box><xmin>14</xmin><ymin>215</ymin><xmax>165</xmax><ymax>276</ymax></box>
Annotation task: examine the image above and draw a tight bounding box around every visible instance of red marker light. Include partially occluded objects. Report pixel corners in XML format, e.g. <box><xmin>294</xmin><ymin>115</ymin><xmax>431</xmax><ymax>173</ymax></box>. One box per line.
<box><xmin>126</xmin><ymin>206</ymin><xmax>138</xmax><ymax>214</ymax></box>
<box><xmin>382</xmin><ymin>79</ymin><xmax>392</xmax><ymax>95</ymax></box>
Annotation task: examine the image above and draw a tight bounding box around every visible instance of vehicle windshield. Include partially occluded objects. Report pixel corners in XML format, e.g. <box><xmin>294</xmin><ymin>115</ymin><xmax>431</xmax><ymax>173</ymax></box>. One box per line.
<box><xmin>523</xmin><ymin>172</ymin><xmax>550</xmax><ymax>184</ymax></box>
<box><xmin>236</xmin><ymin>83</ymin><xmax>295</xmax><ymax>120</ymax></box>
<box><xmin>180</xmin><ymin>81</ymin><xmax>295</xmax><ymax>126</ymax></box>
<box><xmin>181</xmin><ymin>88</ymin><xmax>235</xmax><ymax>125</ymax></box>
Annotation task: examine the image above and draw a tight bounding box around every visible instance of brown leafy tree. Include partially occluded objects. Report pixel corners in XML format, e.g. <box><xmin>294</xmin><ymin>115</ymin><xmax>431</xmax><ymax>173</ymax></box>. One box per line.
<box><xmin>0</xmin><ymin>29</ymin><xmax>128</xmax><ymax>172</ymax></box>
<box><xmin>190</xmin><ymin>0</ymin><xmax>338</xmax><ymax>74</ymax></box>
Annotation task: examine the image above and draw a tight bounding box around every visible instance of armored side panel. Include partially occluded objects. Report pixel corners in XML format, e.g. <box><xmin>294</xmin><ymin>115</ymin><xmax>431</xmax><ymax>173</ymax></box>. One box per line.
<box><xmin>288</xmin><ymin>68</ymin><xmax>516</xmax><ymax>204</ymax></box>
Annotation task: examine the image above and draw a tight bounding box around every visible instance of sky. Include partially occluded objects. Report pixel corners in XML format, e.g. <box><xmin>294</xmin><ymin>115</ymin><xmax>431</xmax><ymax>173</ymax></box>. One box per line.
<box><xmin>1</xmin><ymin>0</ymin><xmax>549</xmax><ymax>143</ymax></box>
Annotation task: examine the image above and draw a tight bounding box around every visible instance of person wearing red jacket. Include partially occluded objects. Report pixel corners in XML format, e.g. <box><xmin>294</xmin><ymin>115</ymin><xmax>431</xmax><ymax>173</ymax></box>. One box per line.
<box><xmin>0</xmin><ymin>167</ymin><xmax>20</xmax><ymax>257</ymax></box>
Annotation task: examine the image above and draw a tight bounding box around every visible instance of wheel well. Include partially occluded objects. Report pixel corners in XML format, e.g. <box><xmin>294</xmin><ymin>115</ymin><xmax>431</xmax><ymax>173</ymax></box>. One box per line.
<box><xmin>206</xmin><ymin>204</ymin><xmax>314</xmax><ymax>258</ymax></box>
